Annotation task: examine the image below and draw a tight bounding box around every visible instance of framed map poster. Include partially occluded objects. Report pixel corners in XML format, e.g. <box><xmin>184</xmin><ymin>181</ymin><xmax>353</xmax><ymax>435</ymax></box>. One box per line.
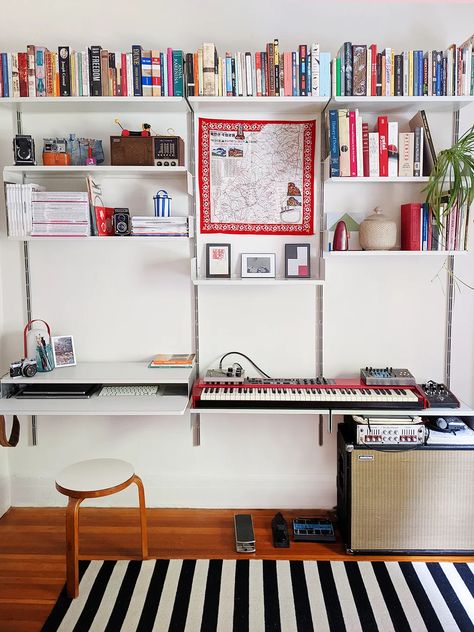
<box><xmin>199</xmin><ymin>118</ymin><xmax>315</xmax><ymax>235</ymax></box>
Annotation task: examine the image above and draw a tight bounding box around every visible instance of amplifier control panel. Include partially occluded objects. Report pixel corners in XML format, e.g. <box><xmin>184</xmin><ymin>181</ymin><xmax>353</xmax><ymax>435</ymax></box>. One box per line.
<box><xmin>356</xmin><ymin>424</ymin><xmax>427</xmax><ymax>445</ymax></box>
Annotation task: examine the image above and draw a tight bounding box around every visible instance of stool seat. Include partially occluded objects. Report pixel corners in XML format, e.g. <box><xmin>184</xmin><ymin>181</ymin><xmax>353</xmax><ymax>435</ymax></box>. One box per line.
<box><xmin>56</xmin><ymin>458</ymin><xmax>134</xmax><ymax>495</ymax></box>
<box><xmin>55</xmin><ymin>458</ymin><xmax>148</xmax><ymax>598</ymax></box>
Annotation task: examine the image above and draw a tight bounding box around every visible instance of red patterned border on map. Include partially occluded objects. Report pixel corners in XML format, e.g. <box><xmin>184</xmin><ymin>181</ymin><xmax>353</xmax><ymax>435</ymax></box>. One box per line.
<box><xmin>199</xmin><ymin>118</ymin><xmax>316</xmax><ymax>235</ymax></box>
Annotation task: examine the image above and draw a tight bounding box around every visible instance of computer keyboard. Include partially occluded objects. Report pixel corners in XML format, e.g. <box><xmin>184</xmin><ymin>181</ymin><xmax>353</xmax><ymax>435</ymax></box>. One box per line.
<box><xmin>98</xmin><ymin>385</ymin><xmax>159</xmax><ymax>397</ymax></box>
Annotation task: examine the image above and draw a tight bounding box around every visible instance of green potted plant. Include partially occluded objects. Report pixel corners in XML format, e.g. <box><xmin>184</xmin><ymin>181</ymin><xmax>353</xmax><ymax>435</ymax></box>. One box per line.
<box><xmin>424</xmin><ymin>124</ymin><xmax>474</xmax><ymax>239</ymax></box>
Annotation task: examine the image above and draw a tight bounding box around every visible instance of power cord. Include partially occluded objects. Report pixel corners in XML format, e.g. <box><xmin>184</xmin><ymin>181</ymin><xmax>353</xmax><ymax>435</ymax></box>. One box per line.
<box><xmin>218</xmin><ymin>352</ymin><xmax>272</xmax><ymax>379</ymax></box>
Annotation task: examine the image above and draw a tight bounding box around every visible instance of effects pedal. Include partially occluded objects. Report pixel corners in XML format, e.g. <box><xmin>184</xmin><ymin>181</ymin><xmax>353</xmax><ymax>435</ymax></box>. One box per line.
<box><xmin>204</xmin><ymin>368</ymin><xmax>245</xmax><ymax>383</ymax></box>
<box><xmin>234</xmin><ymin>514</ymin><xmax>256</xmax><ymax>553</ymax></box>
<box><xmin>419</xmin><ymin>381</ymin><xmax>460</xmax><ymax>408</ymax></box>
<box><xmin>360</xmin><ymin>367</ymin><xmax>416</xmax><ymax>386</ymax></box>
<box><xmin>292</xmin><ymin>517</ymin><xmax>336</xmax><ymax>542</ymax></box>
<box><xmin>271</xmin><ymin>512</ymin><xmax>289</xmax><ymax>548</ymax></box>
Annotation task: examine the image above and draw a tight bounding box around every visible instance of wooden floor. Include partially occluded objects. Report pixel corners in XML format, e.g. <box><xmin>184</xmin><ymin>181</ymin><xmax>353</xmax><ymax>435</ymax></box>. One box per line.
<box><xmin>0</xmin><ymin>507</ymin><xmax>473</xmax><ymax>632</ymax></box>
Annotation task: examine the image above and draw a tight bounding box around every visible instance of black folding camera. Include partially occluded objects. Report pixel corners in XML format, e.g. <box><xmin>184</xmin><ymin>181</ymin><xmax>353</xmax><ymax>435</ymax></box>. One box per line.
<box><xmin>113</xmin><ymin>208</ymin><xmax>131</xmax><ymax>236</ymax></box>
<box><xmin>13</xmin><ymin>135</ymin><xmax>36</xmax><ymax>165</ymax></box>
<box><xmin>10</xmin><ymin>358</ymin><xmax>38</xmax><ymax>378</ymax></box>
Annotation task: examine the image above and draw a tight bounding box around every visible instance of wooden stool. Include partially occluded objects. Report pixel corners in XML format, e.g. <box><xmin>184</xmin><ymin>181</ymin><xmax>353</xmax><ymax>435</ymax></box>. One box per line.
<box><xmin>55</xmin><ymin>458</ymin><xmax>148</xmax><ymax>598</ymax></box>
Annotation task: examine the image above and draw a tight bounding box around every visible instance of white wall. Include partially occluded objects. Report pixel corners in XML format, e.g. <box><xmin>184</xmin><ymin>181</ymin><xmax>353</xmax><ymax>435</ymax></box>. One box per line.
<box><xmin>0</xmin><ymin>0</ymin><xmax>473</xmax><ymax>513</ymax></box>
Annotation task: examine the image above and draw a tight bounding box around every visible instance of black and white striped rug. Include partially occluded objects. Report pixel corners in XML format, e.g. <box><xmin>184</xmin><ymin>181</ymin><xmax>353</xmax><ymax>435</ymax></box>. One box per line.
<box><xmin>41</xmin><ymin>559</ymin><xmax>474</xmax><ymax>632</ymax></box>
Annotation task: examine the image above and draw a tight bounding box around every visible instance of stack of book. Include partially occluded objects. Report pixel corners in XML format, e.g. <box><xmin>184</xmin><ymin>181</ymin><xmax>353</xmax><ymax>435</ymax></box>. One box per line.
<box><xmin>401</xmin><ymin>201</ymin><xmax>470</xmax><ymax>251</ymax></box>
<box><xmin>148</xmin><ymin>354</ymin><xmax>195</xmax><ymax>369</ymax></box>
<box><xmin>185</xmin><ymin>41</ymin><xmax>331</xmax><ymax>97</ymax></box>
<box><xmin>131</xmin><ymin>216</ymin><xmax>189</xmax><ymax>237</ymax></box>
<box><xmin>326</xmin><ymin>109</ymin><xmax>435</xmax><ymax>178</ymax></box>
<box><xmin>5</xmin><ymin>183</ymin><xmax>45</xmax><ymax>237</ymax></box>
<box><xmin>31</xmin><ymin>191</ymin><xmax>90</xmax><ymax>237</ymax></box>
<box><xmin>0</xmin><ymin>44</ymin><xmax>184</xmax><ymax>98</ymax></box>
<box><xmin>334</xmin><ymin>35</ymin><xmax>474</xmax><ymax>97</ymax></box>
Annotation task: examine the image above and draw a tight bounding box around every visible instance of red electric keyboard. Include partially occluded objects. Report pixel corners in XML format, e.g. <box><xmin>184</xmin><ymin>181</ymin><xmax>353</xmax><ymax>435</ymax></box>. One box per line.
<box><xmin>191</xmin><ymin>377</ymin><xmax>427</xmax><ymax>411</ymax></box>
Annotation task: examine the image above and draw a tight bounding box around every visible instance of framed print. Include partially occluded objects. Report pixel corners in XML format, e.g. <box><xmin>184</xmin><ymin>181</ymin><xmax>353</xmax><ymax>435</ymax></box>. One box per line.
<box><xmin>285</xmin><ymin>244</ymin><xmax>311</xmax><ymax>278</ymax></box>
<box><xmin>241</xmin><ymin>253</ymin><xmax>276</xmax><ymax>278</ymax></box>
<box><xmin>51</xmin><ymin>335</ymin><xmax>76</xmax><ymax>368</ymax></box>
<box><xmin>199</xmin><ymin>118</ymin><xmax>315</xmax><ymax>235</ymax></box>
<box><xmin>206</xmin><ymin>243</ymin><xmax>231</xmax><ymax>278</ymax></box>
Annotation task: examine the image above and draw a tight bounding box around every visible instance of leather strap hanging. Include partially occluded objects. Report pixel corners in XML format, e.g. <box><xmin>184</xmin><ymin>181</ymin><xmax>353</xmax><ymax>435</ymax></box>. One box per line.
<box><xmin>0</xmin><ymin>415</ymin><xmax>20</xmax><ymax>447</ymax></box>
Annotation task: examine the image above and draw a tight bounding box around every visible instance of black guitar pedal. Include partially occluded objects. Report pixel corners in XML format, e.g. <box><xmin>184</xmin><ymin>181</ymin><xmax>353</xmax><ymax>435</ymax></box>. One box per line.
<box><xmin>420</xmin><ymin>381</ymin><xmax>460</xmax><ymax>408</ymax></box>
<box><xmin>271</xmin><ymin>512</ymin><xmax>289</xmax><ymax>548</ymax></box>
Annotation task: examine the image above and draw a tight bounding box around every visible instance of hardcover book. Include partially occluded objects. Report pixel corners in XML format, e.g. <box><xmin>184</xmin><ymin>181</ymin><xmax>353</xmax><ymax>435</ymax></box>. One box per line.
<box><xmin>401</xmin><ymin>203</ymin><xmax>422</xmax><ymax>250</ymax></box>
<box><xmin>58</xmin><ymin>46</ymin><xmax>71</xmax><ymax>96</ymax></box>
<box><xmin>377</xmin><ymin>115</ymin><xmax>389</xmax><ymax>177</ymax></box>
<box><xmin>388</xmin><ymin>122</ymin><xmax>398</xmax><ymax>178</ymax></box>
<box><xmin>149</xmin><ymin>353</ymin><xmax>195</xmax><ymax>367</ymax></box>
<box><xmin>132</xmin><ymin>45</ymin><xmax>142</xmax><ymax>96</ymax></box>
<box><xmin>398</xmin><ymin>132</ymin><xmax>415</xmax><ymax>177</ymax></box>
<box><xmin>352</xmin><ymin>45</ymin><xmax>367</xmax><ymax>96</ymax></box>
<box><xmin>89</xmin><ymin>46</ymin><xmax>102</xmax><ymax>96</ymax></box>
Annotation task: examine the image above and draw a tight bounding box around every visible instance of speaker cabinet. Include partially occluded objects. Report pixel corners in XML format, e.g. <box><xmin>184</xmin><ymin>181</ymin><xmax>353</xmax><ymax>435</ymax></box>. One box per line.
<box><xmin>337</xmin><ymin>425</ymin><xmax>474</xmax><ymax>553</ymax></box>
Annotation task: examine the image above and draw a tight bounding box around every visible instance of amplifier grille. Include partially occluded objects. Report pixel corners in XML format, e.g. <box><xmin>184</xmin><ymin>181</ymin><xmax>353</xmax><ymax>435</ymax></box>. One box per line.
<box><xmin>350</xmin><ymin>449</ymin><xmax>474</xmax><ymax>551</ymax></box>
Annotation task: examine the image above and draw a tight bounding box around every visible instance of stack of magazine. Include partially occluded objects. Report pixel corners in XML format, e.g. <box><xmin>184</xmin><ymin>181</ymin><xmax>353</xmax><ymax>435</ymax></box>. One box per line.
<box><xmin>131</xmin><ymin>216</ymin><xmax>189</xmax><ymax>237</ymax></box>
<box><xmin>31</xmin><ymin>191</ymin><xmax>90</xmax><ymax>237</ymax></box>
<box><xmin>148</xmin><ymin>354</ymin><xmax>195</xmax><ymax>368</ymax></box>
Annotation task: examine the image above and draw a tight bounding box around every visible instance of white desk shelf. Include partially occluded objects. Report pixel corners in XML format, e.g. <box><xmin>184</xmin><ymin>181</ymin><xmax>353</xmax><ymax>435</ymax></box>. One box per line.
<box><xmin>331</xmin><ymin>96</ymin><xmax>474</xmax><ymax>113</ymax></box>
<box><xmin>187</xmin><ymin>96</ymin><xmax>329</xmax><ymax>114</ymax></box>
<box><xmin>193</xmin><ymin>277</ymin><xmax>324</xmax><ymax>286</ymax></box>
<box><xmin>323</xmin><ymin>250</ymin><xmax>467</xmax><ymax>258</ymax></box>
<box><xmin>0</xmin><ymin>96</ymin><xmax>188</xmax><ymax>113</ymax></box>
<box><xmin>331</xmin><ymin>404</ymin><xmax>474</xmax><ymax>417</ymax></box>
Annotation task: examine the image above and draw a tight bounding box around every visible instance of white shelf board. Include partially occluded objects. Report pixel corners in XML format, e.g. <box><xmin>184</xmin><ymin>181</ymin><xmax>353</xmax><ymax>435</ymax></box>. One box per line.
<box><xmin>0</xmin><ymin>96</ymin><xmax>188</xmax><ymax>113</ymax></box>
<box><xmin>323</xmin><ymin>250</ymin><xmax>467</xmax><ymax>257</ymax></box>
<box><xmin>0</xmin><ymin>393</ymin><xmax>189</xmax><ymax>416</ymax></box>
<box><xmin>3</xmin><ymin>165</ymin><xmax>191</xmax><ymax>178</ymax></box>
<box><xmin>192</xmin><ymin>277</ymin><xmax>324</xmax><ymax>286</ymax></box>
<box><xmin>1</xmin><ymin>362</ymin><xmax>195</xmax><ymax>386</ymax></box>
<box><xmin>190</xmin><ymin>408</ymin><xmax>330</xmax><ymax>415</ymax></box>
<box><xmin>332</xmin><ymin>404</ymin><xmax>474</xmax><ymax>417</ymax></box>
<box><xmin>325</xmin><ymin>175</ymin><xmax>429</xmax><ymax>184</ymax></box>
<box><xmin>331</xmin><ymin>96</ymin><xmax>474</xmax><ymax>113</ymax></box>
<box><xmin>187</xmin><ymin>96</ymin><xmax>329</xmax><ymax>113</ymax></box>
<box><xmin>7</xmin><ymin>235</ymin><xmax>192</xmax><ymax>242</ymax></box>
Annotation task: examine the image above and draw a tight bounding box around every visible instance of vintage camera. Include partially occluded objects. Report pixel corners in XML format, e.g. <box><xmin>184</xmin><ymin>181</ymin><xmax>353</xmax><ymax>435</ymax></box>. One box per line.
<box><xmin>43</xmin><ymin>138</ymin><xmax>71</xmax><ymax>166</ymax></box>
<box><xmin>13</xmin><ymin>135</ymin><xmax>36</xmax><ymax>165</ymax></box>
<box><xmin>113</xmin><ymin>208</ymin><xmax>131</xmax><ymax>236</ymax></box>
<box><xmin>10</xmin><ymin>358</ymin><xmax>38</xmax><ymax>379</ymax></box>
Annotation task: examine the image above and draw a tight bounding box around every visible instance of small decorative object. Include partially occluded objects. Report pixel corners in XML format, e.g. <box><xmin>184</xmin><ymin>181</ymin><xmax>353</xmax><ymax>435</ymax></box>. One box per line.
<box><xmin>114</xmin><ymin>119</ymin><xmax>152</xmax><ymax>137</ymax></box>
<box><xmin>359</xmin><ymin>207</ymin><xmax>397</xmax><ymax>251</ymax></box>
<box><xmin>9</xmin><ymin>358</ymin><xmax>37</xmax><ymax>378</ymax></box>
<box><xmin>241</xmin><ymin>253</ymin><xmax>276</xmax><ymax>278</ymax></box>
<box><xmin>23</xmin><ymin>319</ymin><xmax>54</xmax><ymax>372</ymax></box>
<box><xmin>333</xmin><ymin>220</ymin><xmax>349</xmax><ymax>251</ymax></box>
<box><xmin>285</xmin><ymin>244</ymin><xmax>311</xmax><ymax>278</ymax></box>
<box><xmin>113</xmin><ymin>208</ymin><xmax>131</xmax><ymax>236</ymax></box>
<box><xmin>67</xmin><ymin>134</ymin><xmax>104</xmax><ymax>166</ymax></box>
<box><xmin>206</xmin><ymin>243</ymin><xmax>231</xmax><ymax>278</ymax></box>
<box><xmin>13</xmin><ymin>134</ymin><xmax>36</xmax><ymax>165</ymax></box>
<box><xmin>42</xmin><ymin>137</ymin><xmax>71</xmax><ymax>166</ymax></box>
<box><xmin>52</xmin><ymin>336</ymin><xmax>76</xmax><ymax>368</ymax></box>
<box><xmin>153</xmin><ymin>190</ymin><xmax>172</xmax><ymax>217</ymax></box>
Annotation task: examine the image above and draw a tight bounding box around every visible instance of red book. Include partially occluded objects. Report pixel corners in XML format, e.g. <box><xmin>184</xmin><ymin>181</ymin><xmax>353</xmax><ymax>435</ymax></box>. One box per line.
<box><xmin>95</xmin><ymin>207</ymin><xmax>115</xmax><ymax>236</ymax></box>
<box><xmin>370</xmin><ymin>44</ymin><xmax>377</xmax><ymax>96</ymax></box>
<box><xmin>401</xmin><ymin>203</ymin><xmax>422</xmax><ymax>250</ymax></box>
<box><xmin>362</xmin><ymin>122</ymin><xmax>369</xmax><ymax>177</ymax></box>
<box><xmin>348</xmin><ymin>110</ymin><xmax>358</xmax><ymax>176</ymax></box>
<box><xmin>255</xmin><ymin>52</ymin><xmax>262</xmax><ymax>96</ymax></box>
<box><xmin>18</xmin><ymin>52</ymin><xmax>28</xmax><ymax>97</ymax></box>
<box><xmin>121</xmin><ymin>53</ymin><xmax>128</xmax><ymax>96</ymax></box>
<box><xmin>377</xmin><ymin>115</ymin><xmax>389</xmax><ymax>176</ymax></box>
<box><xmin>284</xmin><ymin>51</ymin><xmax>292</xmax><ymax>97</ymax></box>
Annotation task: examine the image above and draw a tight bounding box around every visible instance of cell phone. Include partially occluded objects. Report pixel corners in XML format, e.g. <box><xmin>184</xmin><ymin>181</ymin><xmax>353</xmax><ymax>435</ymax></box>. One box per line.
<box><xmin>234</xmin><ymin>514</ymin><xmax>255</xmax><ymax>553</ymax></box>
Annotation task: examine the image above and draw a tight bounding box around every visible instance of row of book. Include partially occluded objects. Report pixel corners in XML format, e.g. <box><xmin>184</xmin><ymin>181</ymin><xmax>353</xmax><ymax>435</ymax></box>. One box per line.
<box><xmin>326</xmin><ymin>110</ymin><xmax>435</xmax><ymax>178</ymax></box>
<box><xmin>401</xmin><ymin>202</ymin><xmax>470</xmax><ymax>251</ymax></box>
<box><xmin>335</xmin><ymin>36</ymin><xmax>474</xmax><ymax>97</ymax></box>
<box><xmin>148</xmin><ymin>353</ymin><xmax>195</xmax><ymax>368</ymax></box>
<box><xmin>184</xmin><ymin>42</ymin><xmax>331</xmax><ymax>97</ymax></box>
<box><xmin>0</xmin><ymin>45</ymin><xmax>184</xmax><ymax>98</ymax></box>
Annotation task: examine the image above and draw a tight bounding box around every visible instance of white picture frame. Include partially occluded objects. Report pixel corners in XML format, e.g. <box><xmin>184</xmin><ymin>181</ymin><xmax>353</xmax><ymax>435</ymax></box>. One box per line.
<box><xmin>51</xmin><ymin>335</ymin><xmax>77</xmax><ymax>368</ymax></box>
<box><xmin>241</xmin><ymin>253</ymin><xmax>276</xmax><ymax>278</ymax></box>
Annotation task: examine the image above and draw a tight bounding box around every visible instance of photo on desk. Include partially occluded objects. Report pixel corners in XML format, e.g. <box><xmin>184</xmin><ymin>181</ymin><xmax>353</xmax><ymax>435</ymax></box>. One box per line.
<box><xmin>52</xmin><ymin>335</ymin><xmax>76</xmax><ymax>368</ymax></box>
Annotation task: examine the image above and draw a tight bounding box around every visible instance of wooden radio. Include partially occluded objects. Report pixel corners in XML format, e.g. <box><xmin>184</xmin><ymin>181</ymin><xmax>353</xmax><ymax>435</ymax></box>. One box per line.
<box><xmin>110</xmin><ymin>135</ymin><xmax>185</xmax><ymax>167</ymax></box>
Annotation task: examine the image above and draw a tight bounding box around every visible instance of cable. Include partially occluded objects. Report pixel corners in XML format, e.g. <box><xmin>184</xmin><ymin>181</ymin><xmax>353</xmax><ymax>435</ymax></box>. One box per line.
<box><xmin>218</xmin><ymin>352</ymin><xmax>271</xmax><ymax>379</ymax></box>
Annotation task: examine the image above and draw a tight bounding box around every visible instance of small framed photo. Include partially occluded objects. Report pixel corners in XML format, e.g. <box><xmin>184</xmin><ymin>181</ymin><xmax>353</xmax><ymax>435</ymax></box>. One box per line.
<box><xmin>206</xmin><ymin>243</ymin><xmax>231</xmax><ymax>278</ymax></box>
<box><xmin>285</xmin><ymin>243</ymin><xmax>311</xmax><ymax>278</ymax></box>
<box><xmin>51</xmin><ymin>335</ymin><xmax>76</xmax><ymax>368</ymax></box>
<box><xmin>241</xmin><ymin>253</ymin><xmax>276</xmax><ymax>278</ymax></box>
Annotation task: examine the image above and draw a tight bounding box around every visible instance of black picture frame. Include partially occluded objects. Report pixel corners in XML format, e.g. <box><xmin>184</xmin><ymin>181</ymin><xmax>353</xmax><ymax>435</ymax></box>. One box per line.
<box><xmin>206</xmin><ymin>243</ymin><xmax>232</xmax><ymax>278</ymax></box>
<box><xmin>284</xmin><ymin>244</ymin><xmax>311</xmax><ymax>278</ymax></box>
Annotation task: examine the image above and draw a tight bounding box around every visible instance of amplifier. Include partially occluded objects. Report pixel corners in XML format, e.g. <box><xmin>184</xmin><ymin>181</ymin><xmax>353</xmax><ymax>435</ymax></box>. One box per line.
<box><xmin>337</xmin><ymin>425</ymin><xmax>474</xmax><ymax>553</ymax></box>
<box><xmin>356</xmin><ymin>423</ymin><xmax>427</xmax><ymax>445</ymax></box>
<box><xmin>110</xmin><ymin>135</ymin><xmax>185</xmax><ymax>166</ymax></box>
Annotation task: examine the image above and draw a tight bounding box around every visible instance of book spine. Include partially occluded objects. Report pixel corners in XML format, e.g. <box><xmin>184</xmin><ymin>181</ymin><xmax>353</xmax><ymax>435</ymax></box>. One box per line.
<box><xmin>377</xmin><ymin>115</ymin><xmax>388</xmax><ymax>177</ymax></box>
<box><xmin>100</xmin><ymin>49</ymin><xmax>109</xmax><ymax>96</ymax></box>
<box><xmin>384</xmin><ymin>47</ymin><xmax>391</xmax><ymax>96</ymax></box>
<box><xmin>368</xmin><ymin>132</ymin><xmax>379</xmax><ymax>177</ymax></box>
<box><xmin>348</xmin><ymin>110</ymin><xmax>357</xmax><ymax>177</ymax></box>
<box><xmin>398</xmin><ymin>132</ymin><xmax>414</xmax><ymax>177</ymax></box>
<box><xmin>343</xmin><ymin>41</ymin><xmax>352</xmax><ymax>96</ymax></box>
<box><xmin>394</xmin><ymin>54</ymin><xmax>402</xmax><ymax>96</ymax></box>
<box><xmin>27</xmin><ymin>45</ymin><xmax>36</xmax><ymax>96</ymax></box>
<box><xmin>352</xmin><ymin>44</ymin><xmax>367</xmax><ymax>96</ymax></box>
<box><xmin>319</xmin><ymin>52</ymin><xmax>330</xmax><ymax>97</ymax></box>
<box><xmin>423</xmin><ymin>53</ymin><xmax>429</xmax><ymax>95</ymax></box>
<box><xmin>126</xmin><ymin>53</ymin><xmax>133</xmax><ymax>97</ymax></box>
<box><xmin>10</xmin><ymin>53</ymin><xmax>20</xmax><ymax>98</ymax></box>
<box><xmin>370</xmin><ymin>44</ymin><xmax>377</xmax><ymax>96</ymax></box>
<box><xmin>89</xmin><ymin>46</ymin><xmax>101</xmax><ymax>96</ymax></box>
<box><xmin>435</xmin><ymin>51</ymin><xmax>442</xmax><ymax>95</ymax></box>
<box><xmin>139</xmin><ymin>50</ymin><xmax>151</xmax><ymax>96</ymax></box>
<box><xmin>388</xmin><ymin>122</ymin><xmax>398</xmax><ymax>178</ymax></box>
<box><xmin>225</xmin><ymin>52</ymin><xmax>232</xmax><ymax>96</ymax></box>
<box><xmin>299</xmin><ymin>44</ymin><xmax>306</xmax><ymax>96</ymax></box>
<box><xmin>107</xmin><ymin>52</ymin><xmax>114</xmax><ymax>96</ymax></box>
<box><xmin>82</xmin><ymin>50</ymin><xmax>89</xmax><ymax>96</ymax></box>
<box><xmin>18</xmin><ymin>52</ymin><xmax>28</xmax><ymax>97</ymax></box>
<box><xmin>413</xmin><ymin>50</ymin><xmax>419</xmax><ymax>96</ymax></box>
<box><xmin>408</xmin><ymin>50</ymin><xmax>414</xmax><ymax>96</ymax></box>
<box><xmin>418</xmin><ymin>50</ymin><xmax>424</xmax><ymax>96</ymax></box>
<box><xmin>362</xmin><ymin>122</ymin><xmax>369</xmax><ymax>177</ymax></box>
<box><xmin>274</xmin><ymin>39</ymin><xmax>280</xmax><ymax>96</ymax></box>
<box><xmin>132</xmin><ymin>45</ymin><xmax>142</xmax><ymax>96</ymax></box>
<box><xmin>311</xmin><ymin>43</ymin><xmax>320</xmax><ymax>96</ymax></box>
<box><xmin>172</xmin><ymin>50</ymin><xmax>183</xmax><ymax>96</ymax></box>
<box><xmin>35</xmin><ymin>47</ymin><xmax>46</xmax><ymax>96</ymax></box>
<box><xmin>328</xmin><ymin>110</ymin><xmax>340</xmax><ymax>177</ymax></box>
<box><xmin>376</xmin><ymin>52</ymin><xmax>382</xmax><ymax>96</ymax></box>
<box><xmin>335</xmin><ymin>57</ymin><xmax>340</xmax><ymax>96</ymax></box>
<box><xmin>413</xmin><ymin>127</ymin><xmax>422</xmax><ymax>177</ymax></box>
<box><xmin>401</xmin><ymin>203</ymin><xmax>421</xmax><ymax>250</ymax></box>
<box><xmin>402</xmin><ymin>51</ymin><xmax>409</xmax><ymax>96</ymax></box>
<box><xmin>338</xmin><ymin>109</ymin><xmax>350</xmax><ymax>177</ymax></box>
<box><xmin>162</xmin><ymin>51</ymin><xmax>169</xmax><ymax>96</ymax></box>
<box><xmin>420</xmin><ymin>109</ymin><xmax>436</xmax><ymax>174</ymax></box>
<box><xmin>58</xmin><ymin>46</ymin><xmax>71</xmax><ymax>96</ymax></box>
<box><xmin>166</xmin><ymin>48</ymin><xmax>173</xmax><ymax>96</ymax></box>
<box><xmin>151</xmin><ymin>50</ymin><xmax>160</xmax><ymax>97</ymax></box>
<box><xmin>306</xmin><ymin>52</ymin><xmax>311</xmax><ymax>96</ymax></box>
<box><xmin>202</xmin><ymin>42</ymin><xmax>215</xmax><ymax>96</ymax></box>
